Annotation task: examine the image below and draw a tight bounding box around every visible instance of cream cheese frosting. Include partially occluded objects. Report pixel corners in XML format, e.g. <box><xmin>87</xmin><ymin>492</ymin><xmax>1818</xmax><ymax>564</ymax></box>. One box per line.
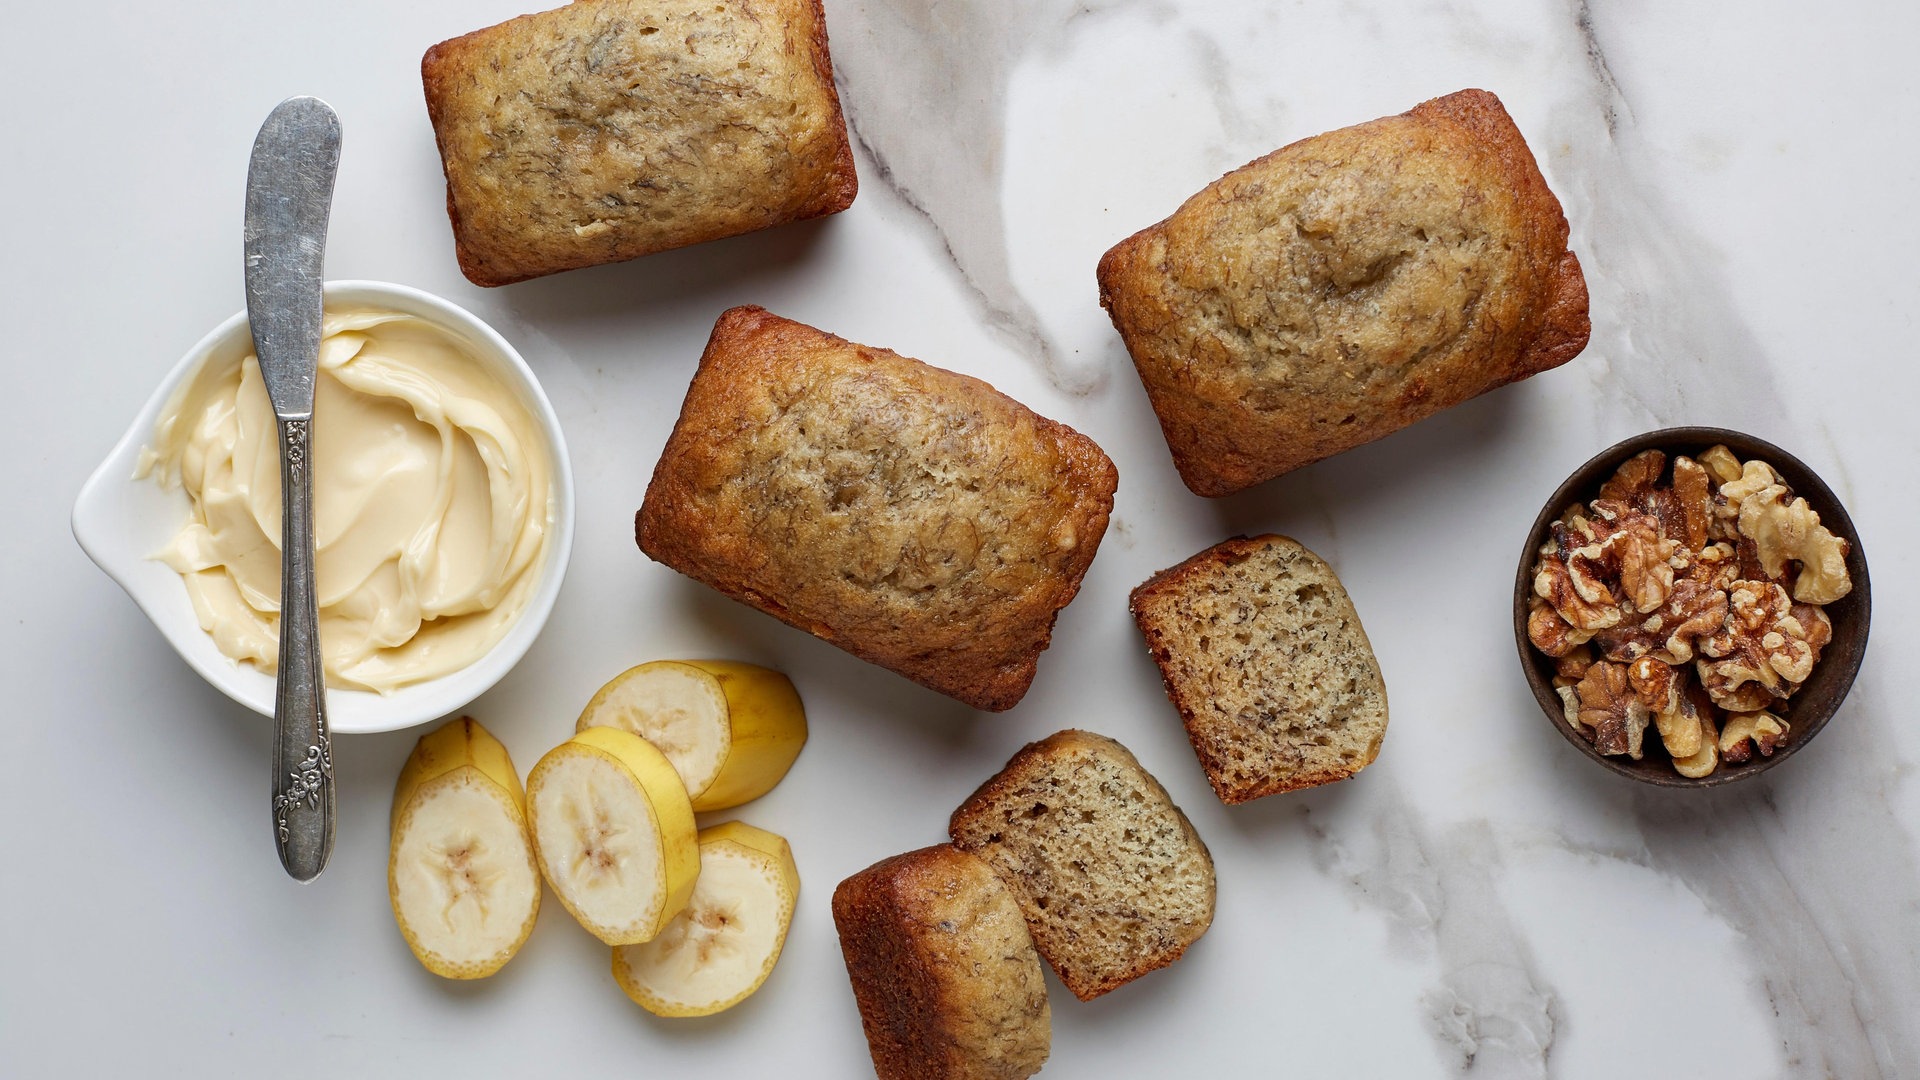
<box><xmin>138</xmin><ymin>309</ymin><xmax>552</xmax><ymax>693</ymax></box>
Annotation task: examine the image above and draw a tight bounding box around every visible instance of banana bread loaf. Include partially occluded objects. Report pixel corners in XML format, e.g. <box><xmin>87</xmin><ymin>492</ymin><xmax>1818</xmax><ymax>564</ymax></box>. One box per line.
<box><xmin>1097</xmin><ymin>88</ymin><xmax>1589</xmax><ymax>496</ymax></box>
<box><xmin>422</xmin><ymin>0</ymin><xmax>857</xmax><ymax>286</ymax></box>
<box><xmin>636</xmin><ymin>307</ymin><xmax>1117</xmax><ymax>712</ymax></box>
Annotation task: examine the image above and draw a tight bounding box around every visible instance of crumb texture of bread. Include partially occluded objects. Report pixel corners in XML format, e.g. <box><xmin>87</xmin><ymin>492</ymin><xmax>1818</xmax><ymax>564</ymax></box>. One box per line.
<box><xmin>636</xmin><ymin>307</ymin><xmax>1118</xmax><ymax>712</ymax></box>
<box><xmin>948</xmin><ymin>730</ymin><xmax>1215</xmax><ymax>1000</ymax></box>
<box><xmin>422</xmin><ymin>0</ymin><xmax>857</xmax><ymax>285</ymax></box>
<box><xmin>1097</xmin><ymin>88</ymin><xmax>1589</xmax><ymax>496</ymax></box>
<box><xmin>832</xmin><ymin>846</ymin><xmax>1051</xmax><ymax>1080</ymax></box>
<box><xmin>1131</xmin><ymin>535</ymin><xmax>1389</xmax><ymax>803</ymax></box>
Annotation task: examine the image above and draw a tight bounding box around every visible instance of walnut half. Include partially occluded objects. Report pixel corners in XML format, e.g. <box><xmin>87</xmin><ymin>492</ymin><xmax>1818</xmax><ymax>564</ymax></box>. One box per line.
<box><xmin>1714</xmin><ymin>453</ymin><xmax>1852</xmax><ymax>604</ymax></box>
<box><xmin>1585</xmin><ymin>501</ymin><xmax>1679</xmax><ymax>614</ymax></box>
<box><xmin>1741</xmin><ymin>492</ymin><xmax>1851</xmax><ymax>604</ymax></box>
<box><xmin>1668</xmin><ymin>456</ymin><xmax>1713</xmax><ymax>551</ymax></box>
<box><xmin>1719</xmin><ymin>711</ymin><xmax>1789</xmax><ymax>765</ymax></box>
<box><xmin>1697</xmin><ymin>580</ymin><xmax>1827</xmax><ymax>708</ymax></box>
<box><xmin>1663</xmin><ymin>681</ymin><xmax>1721</xmax><ymax>761</ymax></box>
<box><xmin>1698</xmin><ymin>445</ymin><xmax>1743</xmax><ymax>485</ymax></box>
<box><xmin>1671</xmin><ymin>698</ymin><xmax>1721</xmax><ymax>778</ymax></box>
<box><xmin>1534</xmin><ymin>520</ymin><xmax>1624</xmax><ymax>632</ymax></box>
<box><xmin>1560</xmin><ymin>661</ymin><xmax>1652</xmax><ymax>759</ymax></box>
<box><xmin>1528</xmin><ymin>599</ymin><xmax>1593</xmax><ymax>658</ymax></box>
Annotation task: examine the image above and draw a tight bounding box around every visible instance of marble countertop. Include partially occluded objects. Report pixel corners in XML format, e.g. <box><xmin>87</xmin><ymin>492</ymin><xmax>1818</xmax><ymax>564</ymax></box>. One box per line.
<box><xmin>3</xmin><ymin>1</ymin><xmax>1915</xmax><ymax>1076</ymax></box>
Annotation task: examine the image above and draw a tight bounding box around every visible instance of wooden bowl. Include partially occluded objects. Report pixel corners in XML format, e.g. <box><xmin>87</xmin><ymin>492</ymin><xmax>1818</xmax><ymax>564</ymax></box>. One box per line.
<box><xmin>1513</xmin><ymin>427</ymin><xmax>1870</xmax><ymax>787</ymax></box>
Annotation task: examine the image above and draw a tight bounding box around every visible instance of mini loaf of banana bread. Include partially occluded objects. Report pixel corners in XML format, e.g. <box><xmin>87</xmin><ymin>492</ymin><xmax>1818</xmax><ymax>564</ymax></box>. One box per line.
<box><xmin>422</xmin><ymin>0</ymin><xmax>857</xmax><ymax>286</ymax></box>
<box><xmin>833</xmin><ymin>846</ymin><xmax>1051</xmax><ymax>1080</ymax></box>
<box><xmin>1131</xmin><ymin>535</ymin><xmax>1389</xmax><ymax>803</ymax></box>
<box><xmin>1098</xmin><ymin>89</ymin><xmax>1589</xmax><ymax>496</ymax></box>
<box><xmin>636</xmin><ymin>307</ymin><xmax>1118</xmax><ymax>712</ymax></box>
<box><xmin>949</xmin><ymin>730</ymin><xmax>1215</xmax><ymax>1000</ymax></box>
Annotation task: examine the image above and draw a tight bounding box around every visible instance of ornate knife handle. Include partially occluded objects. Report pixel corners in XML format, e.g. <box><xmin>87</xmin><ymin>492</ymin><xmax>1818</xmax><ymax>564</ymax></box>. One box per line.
<box><xmin>271</xmin><ymin>416</ymin><xmax>333</xmax><ymax>881</ymax></box>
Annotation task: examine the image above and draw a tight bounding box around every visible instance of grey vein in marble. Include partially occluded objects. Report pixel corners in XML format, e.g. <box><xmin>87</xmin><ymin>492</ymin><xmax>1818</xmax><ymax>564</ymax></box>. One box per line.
<box><xmin>831</xmin><ymin>0</ymin><xmax>1153</xmax><ymax>397</ymax></box>
<box><xmin>1570</xmin><ymin>0</ymin><xmax>1623</xmax><ymax>133</ymax></box>
<box><xmin>1303</xmin><ymin>785</ymin><xmax>1559</xmax><ymax>1077</ymax></box>
<box><xmin>1549</xmin><ymin>1</ymin><xmax>1787</xmax><ymax>435</ymax></box>
<box><xmin>1629</xmin><ymin>775</ymin><xmax>1918</xmax><ymax>1077</ymax></box>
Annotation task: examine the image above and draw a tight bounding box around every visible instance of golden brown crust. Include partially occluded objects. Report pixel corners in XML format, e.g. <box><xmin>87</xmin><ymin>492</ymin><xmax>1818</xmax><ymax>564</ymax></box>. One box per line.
<box><xmin>1097</xmin><ymin>88</ymin><xmax>1590</xmax><ymax>496</ymax></box>
<box><xmin>1130</xmin><ymin>536</ymin><xmax>1388</xmax><ymax>803</ymax></box>
<box><xmin>832</xmin><ymin>846</ymin><xmax>1050</xmax><ymax>1080</ymax></box>
<box><xmin>421</xmin><ymin>0</ymin><xmax>858</xmax><ymax>287</ymax></box>
<box><xmin>948</xmin><ymin>730</ymin><xmax>1216</xmax><ymax>999</ymax></box>
<box><xmin>636</xmin><ymin>307</ymin><xmax>1118</xmax><ymax>712</ymax></box>
<box><xmin>1415</xmin><ymin>90</ymin><xmax>1591</xmax><ymax>384</ymax></box>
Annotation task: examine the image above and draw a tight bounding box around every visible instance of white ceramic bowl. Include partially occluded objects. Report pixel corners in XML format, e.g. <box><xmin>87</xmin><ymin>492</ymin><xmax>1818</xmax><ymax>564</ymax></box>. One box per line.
<box><xmin>72</xmin><ymin>280</ymin><xmax>575</xmax><ymax>734</ymax></box>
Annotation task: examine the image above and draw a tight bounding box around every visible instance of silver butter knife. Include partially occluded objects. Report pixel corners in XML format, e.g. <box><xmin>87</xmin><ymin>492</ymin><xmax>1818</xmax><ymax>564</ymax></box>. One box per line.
<box><xmin>243</xmin><ymin>96</ymin><xmax>342</xmax><ymax>882</ymax></box>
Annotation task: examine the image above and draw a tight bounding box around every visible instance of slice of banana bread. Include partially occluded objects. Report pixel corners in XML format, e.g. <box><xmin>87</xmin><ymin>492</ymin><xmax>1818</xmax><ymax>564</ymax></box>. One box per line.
<box><xmin>1130</xmin><ymin>535</ymin><xmax>1388</xmax><ymax>803</ymax></box>
<box><xmin>832</xmin><ymin>845</ymin><xmax>1050</xmax><ymax>1080</ymax></box>
<box><xmin>948</xmin><ymin>730</ymin><xmax>1215</xmax><ymax>1000</ymax></box>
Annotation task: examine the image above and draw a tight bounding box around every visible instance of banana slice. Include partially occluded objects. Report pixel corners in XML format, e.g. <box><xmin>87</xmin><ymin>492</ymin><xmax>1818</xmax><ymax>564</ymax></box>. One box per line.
<box><xmin>525</xmin><ymin>727</ymin><xmax>699</xmax><ymax>946</ymax></box>
<box><xmin>612</xmin><ymin>822</ymin><xmax>800</xmax><ymax>1017</ymax></box>
<box><xmin>577</xmin><ymin>660</ymin><xmax>806</xmax><ymax>812</ymax></box>
<box><xmin>388</xmin><ymin>717</ymin><xmax>540</xmax><ymax>979</ymax></box>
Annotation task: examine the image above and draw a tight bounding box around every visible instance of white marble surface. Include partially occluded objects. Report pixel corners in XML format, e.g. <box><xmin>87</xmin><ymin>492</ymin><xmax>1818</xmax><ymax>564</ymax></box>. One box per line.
<box><xmin>3</xmin><ymin>1</ymin><xmax>1916</xmax><ymax>1076</ymax></box>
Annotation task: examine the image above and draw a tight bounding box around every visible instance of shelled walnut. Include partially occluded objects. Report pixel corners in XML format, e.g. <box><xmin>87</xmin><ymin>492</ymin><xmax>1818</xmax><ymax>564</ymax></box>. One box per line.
<box><xmin>1719</xmin><ymin>711</ymin><xmax>1789</xmax><ymax>764</ymax></box>
<box><xmin>1696</xmin><ymin>581</ymin><xmax>1829</xmax><ymax>708</ymax></box>
<box><xmin>1557</xmin><ymin>660</ymin><xmax>1649</xmax><ymax>759</ymax></box>
<box><xmin>1529</xmin><ymin>444</ymin><xmax>1850</xmax><ymax>778</ymax></box>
